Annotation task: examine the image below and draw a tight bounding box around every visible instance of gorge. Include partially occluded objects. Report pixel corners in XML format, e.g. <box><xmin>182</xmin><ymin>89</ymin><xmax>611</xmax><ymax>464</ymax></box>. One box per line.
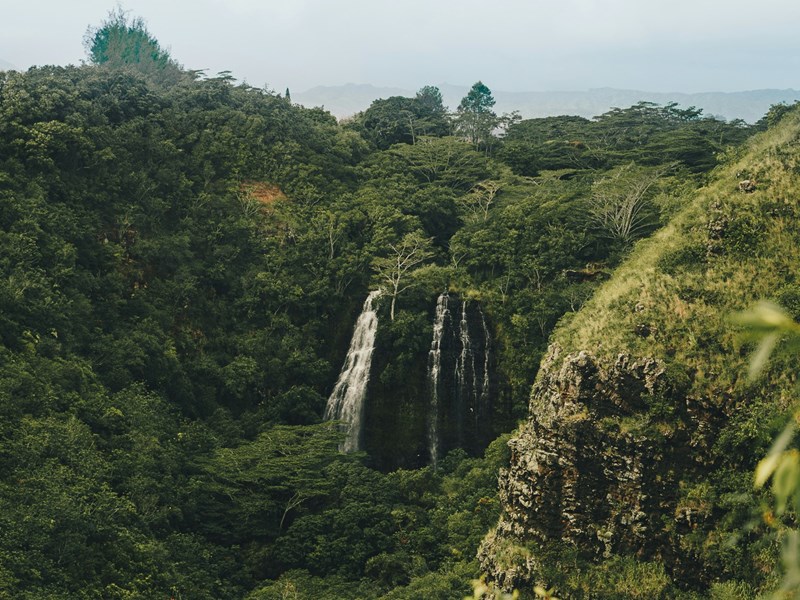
<box><xmin>2</xmin><ymin>17</ymin><xmax>795</xmax><ymax>597</ymax></box>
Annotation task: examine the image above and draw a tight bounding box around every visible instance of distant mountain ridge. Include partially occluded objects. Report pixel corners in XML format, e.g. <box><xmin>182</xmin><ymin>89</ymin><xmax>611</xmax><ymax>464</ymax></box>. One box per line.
<box><xmin>0</xmin><ymin>59</ymin><xmax>16</xmax><ymax>71</ymax></box>
<box><xmin>294</xmin><ymin>83</ymin><xmax>800</xmax><ymax>123</ymax></box>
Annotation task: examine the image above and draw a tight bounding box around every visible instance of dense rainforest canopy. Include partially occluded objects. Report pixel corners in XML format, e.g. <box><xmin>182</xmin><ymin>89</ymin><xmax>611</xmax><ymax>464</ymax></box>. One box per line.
<box><xmin>0</xmin><ymin>12</ymin><xmax>785</xmax><ymax>599</ymax></box>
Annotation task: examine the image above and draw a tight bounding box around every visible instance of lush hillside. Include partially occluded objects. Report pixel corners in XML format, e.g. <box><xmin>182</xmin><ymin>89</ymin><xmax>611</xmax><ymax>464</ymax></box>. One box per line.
<box><xmin>0</xmin><ymin>14</ymin><xmax>771</xmax><ymax>599</ymax></box>
<box><xmin>479</xmin><ymin>105</ymin><xmax>800</xmax><ymax>598</ymax></box>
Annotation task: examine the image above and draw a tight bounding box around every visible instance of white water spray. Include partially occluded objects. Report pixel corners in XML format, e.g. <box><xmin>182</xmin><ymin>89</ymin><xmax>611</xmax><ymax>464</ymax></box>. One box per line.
<box><xmin>479</xmin><ymin>306</ymin><xmax>491</xmax><ymax>424</ymax></box>
<box><xmin>427</xmin><ymin>292</ymin><xmax>450</xmax><ymax>467</ymax></box>
<box><xmin>324</xmin><ymin>290</ymin><xmax>382</xmax><ymax>452</ymax></box>
<box><xmin>455</xmin><ymin>299</ymin><xmax>477</xmax><ymax>442</ymax></box>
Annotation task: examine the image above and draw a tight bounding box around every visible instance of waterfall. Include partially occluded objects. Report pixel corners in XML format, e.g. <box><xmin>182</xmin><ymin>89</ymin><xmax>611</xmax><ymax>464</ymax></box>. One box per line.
<box><xmin>426</xmin><ymin>292</ymin><xmax>493</xmax><ymax>465</ymax></box>
<box><xmin>454</xmin><ymin>300</ymin><xmax>472</xmax><ymax>444</ymax></box>
<box><xmin>324</xmin><ymin>290</ymin><xmax>382</xmax><ymax>453</ymax></box>
<box><xmin>479</xmin><ymin>306</ymin><xmax>491</xmax><ymax>425</ymax></box>
<box><xmin>427</xmin><ymin>292</ymin><xmax>450</xmax><ymax>467</ymax></box>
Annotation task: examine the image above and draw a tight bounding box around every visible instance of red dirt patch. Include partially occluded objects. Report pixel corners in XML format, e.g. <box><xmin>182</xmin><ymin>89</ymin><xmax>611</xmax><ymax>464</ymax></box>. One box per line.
<box><xmin>240</xmin><ymin>182</ymin><xmax>286</xmax><ymax>204</ymax></box>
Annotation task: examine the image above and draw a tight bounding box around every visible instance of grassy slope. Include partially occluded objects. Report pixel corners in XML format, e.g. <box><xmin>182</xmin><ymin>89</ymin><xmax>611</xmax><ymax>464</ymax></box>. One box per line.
<box><xmin>554</xmin><ymin>108</ymin><xmax>800</xmax><ymax>402</ymax></box>
<box><xmin>483</xmin><ymin>108</ymin><xmax>800</xmax><ymax>598</ymax></box>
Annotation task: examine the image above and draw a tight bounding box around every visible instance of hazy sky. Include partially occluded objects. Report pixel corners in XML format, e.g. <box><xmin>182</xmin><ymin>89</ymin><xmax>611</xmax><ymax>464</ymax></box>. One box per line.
<box><xmin>3</xmin><ymin>0</ymin><xmax>800</xmax><ymax>93</ymax></box>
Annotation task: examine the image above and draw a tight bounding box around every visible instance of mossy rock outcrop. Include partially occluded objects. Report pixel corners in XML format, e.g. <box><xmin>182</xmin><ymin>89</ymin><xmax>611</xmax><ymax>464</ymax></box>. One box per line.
<box><xmin>479</xmin><ymin>109</ymin><xmax>800</xmax><ymax>597</ymax></box>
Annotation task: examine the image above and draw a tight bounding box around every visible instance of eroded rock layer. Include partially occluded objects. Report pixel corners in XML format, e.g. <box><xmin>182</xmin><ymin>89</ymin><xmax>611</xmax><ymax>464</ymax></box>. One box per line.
<box><xmin>477</xmin><ymin>344</ymin><xmax>721</xmax><ymax>590</ymax></box>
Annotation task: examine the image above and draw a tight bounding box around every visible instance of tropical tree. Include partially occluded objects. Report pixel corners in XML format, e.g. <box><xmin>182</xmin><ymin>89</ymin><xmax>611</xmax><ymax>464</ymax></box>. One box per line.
<box><xmin>358</xmin><ymin>95</ymin><xmax>419</xmax><ymax>148</ymax></box>
<box><xmin>391</xmin><ymin>136</ymin><xmax>490</xmax><ymax>190</ymax></box>
<box><xmin>414</xmin><ymin>85</ymin><xmax>450</xmax><ymax>137</ymax></box>
<box><xmin>372</xmin><ymin>231</ymin><xmax>434</xmax><ymax>320</ymax></box>
<box><xmin>455</xmin><ymin>81</ymin><xmax>498</xmax><ymax>148</ymax></box>
<box><xmin>354</xmin><ymin>86</ymin><xmax>450</xmax><ymax>149</ymax></box>
<box><xmin>587</xmin><ymin>161</ymin><xmax>675</xmax><ymax>244</ymax></box>
<box><xmin>459</xmin><ymin>179</ymin><xmax>503</xmax><ymax>222</ymax></box>
<box><xmin>83</xmin><ymin>8</ymin><xmax>183</xmax><ymax>83</ymax></box>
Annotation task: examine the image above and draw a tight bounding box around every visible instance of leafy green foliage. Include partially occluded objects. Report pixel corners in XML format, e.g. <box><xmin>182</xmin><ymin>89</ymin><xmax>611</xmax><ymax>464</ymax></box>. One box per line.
<box><xmin>349</xmin><ymin>86</ymin><xmax>450</xmax><ymax>149</ymax></box>
<box><xmin>498</xmin><ymin>102</ymin><xmax>751</xmax><ymax>176</ymax></box>
<box><xmin>588</xmin><ymin>161</ymin><xmax>676</xmax><ymax>244</ymax></box>
<box><xmin>736</xmin><ymin>302</ymin><xmax>800</xmax><ymax>597</ymax></box>
<box><xmin>83</xmin><ymin>8</ymin><xmax>185</xmax><ymax>85</ymax></box>
<box><xmin>456</xmin><ymin>81</ymin><xmax>499</xmax><ymax>148</ymax></box>
<box><xmin>496</xmin><ymin>105</ymin><xmax>800</xmax><ymax>599</ymax></box>
<box><xmin>0</xmin><ymin>14</ymin><xmax>767</xmax><ymax>598</ymax></box>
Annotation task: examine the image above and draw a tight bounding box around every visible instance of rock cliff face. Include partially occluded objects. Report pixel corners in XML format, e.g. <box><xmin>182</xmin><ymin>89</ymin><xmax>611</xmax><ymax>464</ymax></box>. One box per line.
<box><xmin>477</xmin><ymin>109</ymin><xmax>800</xmax><ymax>595</ymax></box>
<box><xmin>478</xmin><ymin>344</ymin><xmax>706</xmax><ymax>590</ymax></box>
<box><xmin>426</xmin><ymin>294</ymin><xmax>494</xmax><ymax>464</ymax></box>
<box><xmin>363</xmin><ymin>294</ymin><xmax>495</xmax><ymax>469</ymax></box>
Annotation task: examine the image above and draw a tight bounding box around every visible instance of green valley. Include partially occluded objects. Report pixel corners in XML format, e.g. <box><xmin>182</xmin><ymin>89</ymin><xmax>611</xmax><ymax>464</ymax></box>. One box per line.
<box><xmin>1</xmin><ymin>11</ymin><xmax>798</xmax><ymax>599</ymax></box>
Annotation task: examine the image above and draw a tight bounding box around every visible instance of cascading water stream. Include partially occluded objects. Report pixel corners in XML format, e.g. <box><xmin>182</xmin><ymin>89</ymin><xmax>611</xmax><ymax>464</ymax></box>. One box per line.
<box><xmin>479</xmin><ymin>306</ymin><xmax>491</xmax><ymax>425</ymax></box>
<box><xmin>427</xmin><ymin>292</ymin><xmax>450</xmax><ymax>467</ymax></box>
<box><xmin>468</xmin><ymin>304</ymin><xmax>479</xmax><ymax>422</ymax></box>
<box><xmin>324</xmin><ymin>290</ymin><xmax>382</xmax><ymax>453</ymax></box>
<box><xmin>426</xmin><ymin>293</ymin><xmax>494</xmax><ymax>465</ymax></box>
<box><xmin>454</xmin><ymin>300</ymin><xmax>472</xmax><ymax>444</ymax></box>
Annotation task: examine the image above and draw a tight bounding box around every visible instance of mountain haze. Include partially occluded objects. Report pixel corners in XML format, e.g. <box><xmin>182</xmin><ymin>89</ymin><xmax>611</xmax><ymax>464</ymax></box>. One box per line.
<box><xmin>295</xmin><ymin>83</ymin><xmax>800</xmax><ymax>123</ymax></box>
